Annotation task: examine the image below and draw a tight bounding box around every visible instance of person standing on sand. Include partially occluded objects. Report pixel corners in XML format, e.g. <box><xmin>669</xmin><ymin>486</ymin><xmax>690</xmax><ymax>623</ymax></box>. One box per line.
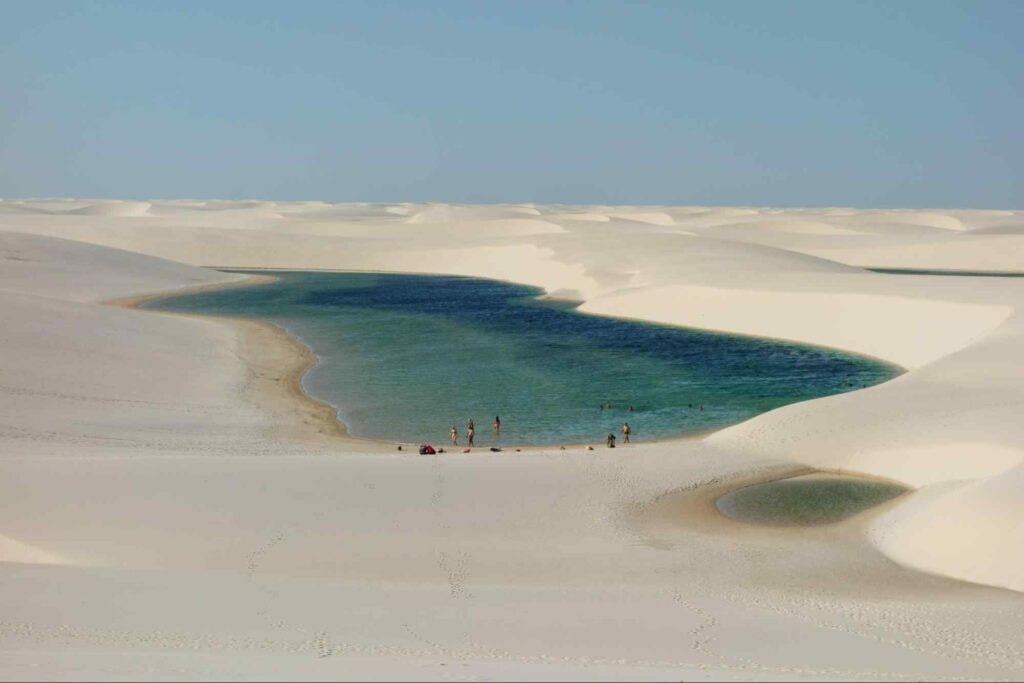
<box><xmin>493</xmin><ymin>415</ymin><xmax>501</xmax><ymax>436</ymax></box>
<box><xmin>606</xmin><ymin>432</ymin><xmax>616</xmax><ymax>448</ymax></box>
<box><xmin>622</xmin><ymin>422</ymin><xmax>631</xmax><ymax>443</ymax></box>
<box><xmin>467</xmin><ymin>419</ymin><xmax>475</xmax><ymax>447</ymax></box>
<box><xmin>450</xmin><ymin>425</ymin><xmax>459</xmax><ymax>446</ymax></box>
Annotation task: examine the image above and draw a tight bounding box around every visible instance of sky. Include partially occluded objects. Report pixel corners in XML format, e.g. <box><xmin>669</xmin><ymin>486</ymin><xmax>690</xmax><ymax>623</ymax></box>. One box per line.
<box><xmin>1</xmin><ymin>1</ymin><xmax>1021</xmax><ymax>208</ymax></box>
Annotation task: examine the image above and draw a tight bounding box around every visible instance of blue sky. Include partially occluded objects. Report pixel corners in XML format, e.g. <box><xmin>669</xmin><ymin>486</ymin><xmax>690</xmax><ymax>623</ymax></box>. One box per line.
<box><xmin>1</xmin><ymin>1</ymin><xmax>1021</xmax><ymax>207</ymax></box>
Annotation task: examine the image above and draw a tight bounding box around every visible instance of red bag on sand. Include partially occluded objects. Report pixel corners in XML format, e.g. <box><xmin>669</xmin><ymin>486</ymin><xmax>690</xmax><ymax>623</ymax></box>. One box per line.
<box><xmin>419</xmin><ymin>443</ymin><xmax>436</xmax><ymax>455</ymax></box>
<box><xmin>463</xmin><ymin>448</ymin><xmax>471</xmax><ymax>453</ymax></box>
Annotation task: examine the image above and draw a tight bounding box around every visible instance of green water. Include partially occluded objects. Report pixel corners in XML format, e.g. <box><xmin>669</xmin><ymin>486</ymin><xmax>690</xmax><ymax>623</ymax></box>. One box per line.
<box><xmin>146</xmin><ymin>271</ymin><xmax>900</xmax><ymax>446</ymax></box>
<box><xmin>716</xmin><ymin>474</ymin><xmax>909</xmax><ymax>526</ymax></box>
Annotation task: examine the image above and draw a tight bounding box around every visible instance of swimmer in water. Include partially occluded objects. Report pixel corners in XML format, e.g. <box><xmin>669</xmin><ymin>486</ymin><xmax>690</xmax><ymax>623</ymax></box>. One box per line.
<box><xmin>493</xmin><ymin>415</ymin><xmax>501</xmax><ymax>436</ymax></box>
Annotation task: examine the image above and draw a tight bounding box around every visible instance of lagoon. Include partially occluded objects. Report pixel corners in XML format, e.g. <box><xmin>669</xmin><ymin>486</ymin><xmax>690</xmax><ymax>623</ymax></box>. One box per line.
<box><xmin>146</xmin><ymin>271</ymin><xmax>900</xmax><ymax>446</ymax></box>
<box><xmin>716</xmin><ymin>473</ymin><xmax>909</xmax><ymax>526</ymax></box>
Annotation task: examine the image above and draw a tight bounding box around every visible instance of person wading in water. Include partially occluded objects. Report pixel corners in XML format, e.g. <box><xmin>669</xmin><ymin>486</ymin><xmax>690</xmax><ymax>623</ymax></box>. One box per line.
<box><xmin>622</xmin><ymin>422</ymin><xmax>631</xmax><ymax>443</ymax></box>
<box><xmin>467</xmin><ymin>419</ymin><xmax>476</xmax><ymax>447</ymax></box>
<box><xmin>493</xmin><ymin>415</ymin><xmax>501</xmax><ymax>437</ymax></box>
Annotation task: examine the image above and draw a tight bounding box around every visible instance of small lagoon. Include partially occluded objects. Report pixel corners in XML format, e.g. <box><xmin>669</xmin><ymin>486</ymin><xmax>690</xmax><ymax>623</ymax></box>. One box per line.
<box><xmin>147</xmin><ymin>272</ymin><xmax>900</xmax><ymax>446</ymax></box>
<box><xmin>716</xmin><ymin>473</ymin><xmax>909</xmax><ymax>526</ymax></box>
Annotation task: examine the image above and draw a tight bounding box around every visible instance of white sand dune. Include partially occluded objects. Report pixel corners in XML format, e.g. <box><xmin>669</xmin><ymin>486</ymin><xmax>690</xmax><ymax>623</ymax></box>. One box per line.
<box><xmin>601</xmin><ymin>210</ymin><xmax>676</xmax><ymax>225</ymax></box>
<box><xmin>706</xmin><ymin>219</ymin><xmax>868</xmax><ymax>236</ymax></box>
<box><xmin>1</xmin><ymin>201</ymin><xmax>1023</xmax><ymax>680</ymax></box>
<box><xmin>542</xmin><ymin>211</ymin><xmax>612</xmax><ymax>222</ymax></box>
<box><xmin>0</xmin><ymin>231</ymin><xmax>235</xmax><ymax>301</ymax></box>
<box><xmin>843</xmin><ymin>211</ymin><xmax>967</xmax><ymax>232</ymax></box>
<box><xmin>0</xmin><ymin>535</ymin><xmax>64</xmax><ymax>566</ymax></box>
<box><xmin>404</xmin><ymin>203</ymin><xmax>544</xmax><ymax>224</ymax></box>
<box><xmin>64</xmin><ymin>200</ymin><xmax>153</xmax><ymax>217</ymax></box>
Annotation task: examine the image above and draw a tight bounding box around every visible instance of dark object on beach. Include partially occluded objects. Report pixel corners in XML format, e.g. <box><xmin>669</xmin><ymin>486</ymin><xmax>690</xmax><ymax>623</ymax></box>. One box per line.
<box><xmin>560</xmin><ymin>446</ymin><xmax>566</xmax><ymax>450</ymax></box>
<box><xmin>463</xmin><ymin>448</ymin><xmax>471</xmax><ymax>453</ymax></box>
<box><xmin>587</xmin><ymin>446</ymin><xmax>594</xmax><ymax>451</ymax></box>
<box><xmin>419</xmin><ymin>443</ymin><xmax>436</xmax><ymax>455</ymax></box>
<box><xmin>397</xmin><ymin>445</ymin><xmax>402</xmax><ymax>451</ymax></box>
<box><xmin>515</xmin><ymin>448</ymin><xmax>521</xmax><ymax>452</ymax></box>
<box><xmin>490</xmin><ymin>447</ymin><xmax>502</xmax><ymax>452</ymax></box>
<box><xmin>438</xmin><ymin>448</ymin><xmax>445</xmax><ymax>453</ymax></box>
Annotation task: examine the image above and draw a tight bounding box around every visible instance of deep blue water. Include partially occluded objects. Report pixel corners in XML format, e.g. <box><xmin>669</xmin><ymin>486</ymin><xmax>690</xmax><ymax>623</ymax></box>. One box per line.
<box><xmin>146</xmin><ymin>271</ymin><xmax>901</xmax><ymax>446</ymax></box>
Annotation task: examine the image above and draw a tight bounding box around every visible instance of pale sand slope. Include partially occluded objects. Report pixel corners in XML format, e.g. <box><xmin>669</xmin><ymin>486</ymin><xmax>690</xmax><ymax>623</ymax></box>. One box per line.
<box><xmin>1</xmin><ymin>200</ymin><xmax>1023</xmax><ymax>680</ymax></box>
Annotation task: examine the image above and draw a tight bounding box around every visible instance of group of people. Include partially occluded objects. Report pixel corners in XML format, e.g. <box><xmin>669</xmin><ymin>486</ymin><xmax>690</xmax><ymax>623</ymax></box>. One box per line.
<box><xmin>450</xmin><ymin>415</ymin><xmax>501</xmax><ymax>447</ymax></box>
<box><xmin>445</xmin><ymin>413</ymin><xmax>635</xmax><ymax>450</ymax></box>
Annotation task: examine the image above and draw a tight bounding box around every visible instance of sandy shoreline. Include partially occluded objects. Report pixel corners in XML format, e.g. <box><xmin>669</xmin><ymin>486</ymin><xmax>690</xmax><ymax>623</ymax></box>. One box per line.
<box><xmin>110</xmin><ymin>277</ymin><xmax>355</xmax><ymax>446</ymax></box>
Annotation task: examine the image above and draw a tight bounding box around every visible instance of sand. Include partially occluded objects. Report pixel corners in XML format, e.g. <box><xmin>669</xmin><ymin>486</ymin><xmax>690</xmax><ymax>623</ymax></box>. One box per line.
<box><xmin>111</xmin><ymin>281</ymin><xmax>352</xmax><ymax>445</ymax></box>
<box><xmin>1</xmin><ymin>201</ymin><xmax>1023</xmax><ymax>680</ymax></box>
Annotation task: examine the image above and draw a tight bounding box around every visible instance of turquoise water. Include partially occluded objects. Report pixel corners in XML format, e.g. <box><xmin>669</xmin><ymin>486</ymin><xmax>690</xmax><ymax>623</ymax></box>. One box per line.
<box><xmin>146</xmin><ymin>271</ymin><xmax>900</xmax><ymax>446</ymax></box>
<box><xmin>716</xmin><ymin>474</ymin><xmax>909</xmax><ymax>526</ymax></box>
